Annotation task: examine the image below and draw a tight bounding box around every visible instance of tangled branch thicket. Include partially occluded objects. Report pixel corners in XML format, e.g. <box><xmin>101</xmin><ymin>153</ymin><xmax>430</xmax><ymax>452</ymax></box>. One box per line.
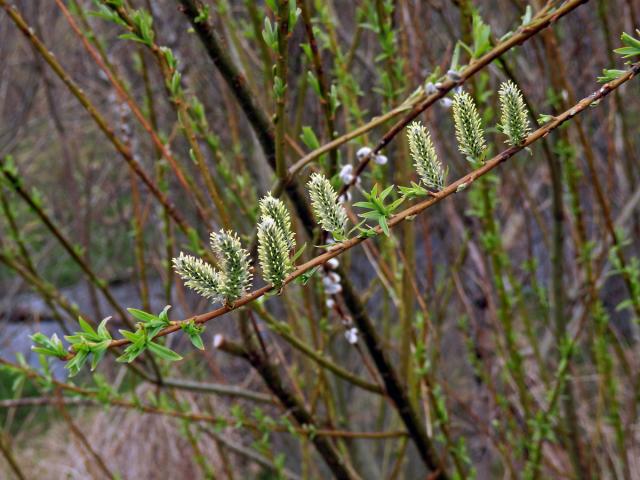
<box><xmin>1</xmin><ymin>0</ymin><xmax>640</xmax><ymax>478</ymax></box>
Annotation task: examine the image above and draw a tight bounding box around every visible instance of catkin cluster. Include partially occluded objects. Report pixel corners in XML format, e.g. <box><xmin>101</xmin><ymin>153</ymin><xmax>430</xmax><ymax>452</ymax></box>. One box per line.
<box><xmin>173</xmin><ymin>230</ymin><xmax>252</xmax><ymax>304</ymax></box>
<box><xmin>174</xmin><ymin>82</ymin><xmax>529</xmax><ymax>303</ymax></box>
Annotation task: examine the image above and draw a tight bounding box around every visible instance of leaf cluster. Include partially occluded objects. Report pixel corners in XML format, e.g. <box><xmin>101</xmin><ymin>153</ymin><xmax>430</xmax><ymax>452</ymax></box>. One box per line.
<box><xmin>117</xmin><ymin>306</ymin><xmax>182</xmax><ymax>363</ymax></box>
<box><xmin>354</xmin><ymin>184</ymin><xmax>404</xmax><ymax>236</ymax></box>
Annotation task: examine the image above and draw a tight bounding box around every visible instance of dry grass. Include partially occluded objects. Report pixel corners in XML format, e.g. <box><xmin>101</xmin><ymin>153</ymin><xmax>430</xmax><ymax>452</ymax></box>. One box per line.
<box><xmin>1</xmin><ymin>386</ymin><xmax>237</xmax><ymax>479</ymax></box>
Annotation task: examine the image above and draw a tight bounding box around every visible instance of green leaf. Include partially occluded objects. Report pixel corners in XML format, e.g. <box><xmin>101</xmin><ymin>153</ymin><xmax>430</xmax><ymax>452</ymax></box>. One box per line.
<box><xmin>64</xmin><ymin>334</ymin><xmax>87</xmax><ymax>346</ymax></box>
<box><xmin>90</xmin><ymin>340</ymin><xmax>111</xmax><ymax>371</ymax></box>
<box><xmin>389</xmin><ymin>199</ymin><xmax>404</xmax><ymax>212</ymax></box>
<box><xmin>295</xmin><ymin>266</ymin><xmax>319</xmax><ymax>285</ymax></box>
<box><xmin>300</xmin><ymin>127</ymin><xmax>320</xmax><ymax>150</ymax></box>
<box><xmin>329</xmin><ymin>85</ymin><xmax>341</xmax><ymax>114</ymax></box>
<box><xmin>379</xmin><ymin>185</ymin><xmax>394</xmax><ymax>201</ymax></box>
<box><xmin>353</xmin><ymin>201</ymin><xmax>375</xmax><ymax>209</ymax></box>
<box><xmin>31</xmin><ymin>347</ymin><xmax>59</xmax><ymax>357</ymax></box>
<box><xmin>127</xmin><ymin>308</ymin><xmax>158</xmax><ymax>324</ymax></box>
<box><xmin>291</xmin><ymin>242</ymin><xmax>307</xmax><ymax>263</ymax></box>
<box><xmin>119</xmin><ymin>329</ymin><xmax>143</xmax><ymax>343</ymax></box>
<box><xmin>78</xmin><ymin>317</ymin><xmax>97</xmax><ymax>336</ymax></box>
<box><xmin>621</xmin><ymin>32</ymin><xmax>640</xmax><ymax>50</ymax></box>
<box><xmin>262</xmin><ymin>17</ymin><xmax>278</xmax><ymax>50</ymax></box>
<box><xmin>613</xmin><ymin>46</ymin><xmax>640</xmax><ymax>58</ymax></box>
<box><xmin>158</xmin><ymin>305</ymin><xmax>171</xmax><ymax>326</ymax></box>
<box><xmin>116</xmin><ymin>343</ymin><xmax>145</xmax><ymax>363</ymax></box>
<box><xmin>399</xmin><ymin>182</ymin><xmax>429</xmax><ymax>199</ymax></box>
<box><xmin>288</xmin><ymin>0</ymin><xmax>301</xmax><ymax>29</ymax></box>
<box><xmin>379</xmin><ymin>216</ymin><xmax>390</xmax><ymax>236</ymax></box>
<box><xmin>160</xmin><ymin>47</ymin><xmax>177</xmax><ymax>69</ymax></box>
<box><xmin>616</xmin><ymin>299</ymin><xmax>633</xmax><ymax>312</ymax></box>
<box><xmin>537</xmin><ymin>114</ymin><xmax>554</xmax><ymax>124</ymax></box>
<box><xmin>301</xmin><ymin>42</ymin><xmax>312</xmax><ymax>61</ymax></box>
<box><xmin>145</xmin><ymin>321</ymin><xmax>166</xmax><ymax>340</ymax></box>
<box><xmin>97</xmin><ymin>317</ymin><xmax>112</xmax><ymax>339</ymax></box>
<box><xmin>307</xmin><ymin>71</ymin><xmax>321</xmax><ymax>96</ymax></box>
<box><xmin>118</xmin><ymin>32</ymin><xmax>145</xmax><ymax>44</ymax></box>
<box><xmin>188</xmin><ymin>333</ymin><xmax>205</xmax><ymax>350</ymax></box>
<box><xmin>148</xmin><ymin>341</ymin><xmax>183</xmax><ymax>362</ymax></box>
<box><xmin>450</xmin><ymin>42</ymin><xmax>461</xmax><ymax>70</ymax></box>
<box><xmin>66</xmin><ymin>350</ymin><xmax>89</xmax><ymax>377</ymax></box>
<box><xmin>459</xmin><ymin>41</ymin><xmax>474</xmax><ymax>58</ymax></box>
<box><xmin>169</xmin><ymin>71</ymin><xmax>181</xmax><ymax>95</ymax></box>
<box><xmin>354</xmin><ymin>183</ymin><xmax>403</xmax><ymax>235</ymax></box>
<box><xmin>359</xmin><ymin>211</ymin><xmax>382</xmax><ymax>220</ymax></box>
<box><xmin>597</xmin><ymin>69</ymin><xmax>625</xmax><ymax>83</ymax></box>
<box><xmin>88</xmin><ymin>5</ymin><xmax>127</xmax><ymax>26</ymax></box>
<box><xmin>30</xmin><ymin>333</ymin><xmax>66</xmax><ymax>358</ymax></box>
<box><xmin>472</xmin><ymin>10</ymin><xmax>491</xmax><ymax>58</ymax></box>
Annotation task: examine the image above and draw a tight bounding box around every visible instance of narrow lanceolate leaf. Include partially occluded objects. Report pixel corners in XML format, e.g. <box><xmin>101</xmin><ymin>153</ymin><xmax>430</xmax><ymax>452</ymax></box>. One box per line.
<box><xmin>127</xmin><ymin>308</ymin><xmax>158</xmax><ymax>324</ymax></box>
<box><xmin>498</xmin><ymin>81</ymin><xmax>531</xmax><ymax>146</ymax></box>
<box><xmin>257</xmin><ymin>216</ymin><xmax>293</xmax><ymax>290</ymax></box>
<box><xmin>187</xmin><ymin>332</ymin><xmax>204</xmax><ymax>350</ymax></box>
<box><xmin>614</xmin><ymin>31</ymin><xmax>640</xmax><ymax>58</ymax></box>
<box><xmin>597</xmin><ymin>69</ymin><xmax>625</xmax><ymax>83</ymax></box>
<box><xmin>452</xmin><ymin>90</ymin><xmax>487</xmax><ymax>164</ymax></box>
<box><xmin>259</xmin><ymin>193</ymin><xmax>296</xmax><ymax>250</ymax></box>
<box><xmin>407</xmin><ymin>121</ymin><xmax>446</xmax><ymax>191</ymax></box>
<box><xmin>147</xmin><ymin>341</ymin><xmax>183</xmax><ymax>362</ymax></box>
<box><xmin>210</xmin><ymin>230</ymin><xmax>253</xmax><ymax>302</ymax></box>
<box><xmin>307</xmin><ymin>172</ymin><xmax>348</xmax><ymax>239</ymax></box>
<box><xmin>172</xmin><ymin>252</ymin><xmax>222</xmax><ymax>302</ymax></box>
<box><xmin>97</xmin><ymin>317</ymin><xmax>112</xmax><ymax>339</ymax></box>
<box><xmin>66</xmin><ymin>350</ymin><xmax>89</xmax><ymax>377</ymax></box>
<box><xmin>90</xmin><ymin>340</ymin><xmax>111</xmax><ymax>371</ymax></box>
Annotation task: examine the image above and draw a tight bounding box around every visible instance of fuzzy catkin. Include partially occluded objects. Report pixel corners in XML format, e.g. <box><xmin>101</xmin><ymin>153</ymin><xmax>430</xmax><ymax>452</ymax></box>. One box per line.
<box><xmin>498</xmin><ymin>81</ymin><xmax>531</xmax><ymax>146</ymax></box>
<box><xmin>259</xmin><ymin>193</ymin><xmax>295</xmax><ymax>251</ymax></box>
<box><xmin>407</xmin><ymin>121</ymin><xmax>445</xmax><ymax>191</ymax></box>
<box><xmin>210</xmin><ymin>230</ymin><xmax>252</xmax><ymax>302</ymax></box>
<box><xmin>173</xmin><ymin>252</ymin><xmax>222</xmax><ymax>302</ymax></box>
<box><xmin>257</xmin><ymin>216</ymin><xmax>293</xmax><ymax>290</ymax></box>
<box><xmin>308</xmin><ymin>172</ymin><xmax>348</xmax><ymax>239</ymax></box>
<box><xmin>452</xmin><ymin>90</ymin><xmax>487</xmax><ymax>164</ymax></box>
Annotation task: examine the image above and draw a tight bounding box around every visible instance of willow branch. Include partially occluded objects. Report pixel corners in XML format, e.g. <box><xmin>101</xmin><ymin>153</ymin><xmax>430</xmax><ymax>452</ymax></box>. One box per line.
<box><xmin>83</xmin><ymin>62</ymin><xmax>639</xmax><ymax>356</ymax></box>
<box><xmin>284</xmin><ymin>0</ymin><xmax>588</xmax><ymax>187</ymax></box>
<box><xmin>0</xmin><ymin>359</ymin><xmax>390</xmax><ymax>440</ymax></box>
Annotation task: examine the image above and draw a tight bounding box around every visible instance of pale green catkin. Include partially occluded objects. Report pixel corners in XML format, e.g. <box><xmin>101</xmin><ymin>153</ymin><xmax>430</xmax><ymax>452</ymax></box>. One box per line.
<box><xmin>308</xmin><ymin>172</ymin><xmax>348</xmax><ymax>239</ymax></box>
<box><xmin>257</xmin><ymin>216</ymin><xmax>293</xmax><ymax>289</ymax></box>
<box><xmin>259</xmin><ymin>193</ymin><xmax>296</xmax><ymax>250</ymax></box>
<box><xmin>452</xmin><ymin>90</ymin><xmax>487</xmax><ymax>164</ymax></box>
<box><xmin>210</xmin><ymin>230</ymin><xmax>252</xmax><ymax>302</ymax></box>
<box><xmin>407</xmin><ymin>121</ymin><xmax>446</xmax><ymax>191</ymax></box>
<box><xmin>173</xmin><ymin>252</ymin><xmax>222</xmax><ymax>303</ymax></box>
<box><xmin>498</xmin><ymin>80</ymin><xmax>531</xmax><ymax>146</ymax></box>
